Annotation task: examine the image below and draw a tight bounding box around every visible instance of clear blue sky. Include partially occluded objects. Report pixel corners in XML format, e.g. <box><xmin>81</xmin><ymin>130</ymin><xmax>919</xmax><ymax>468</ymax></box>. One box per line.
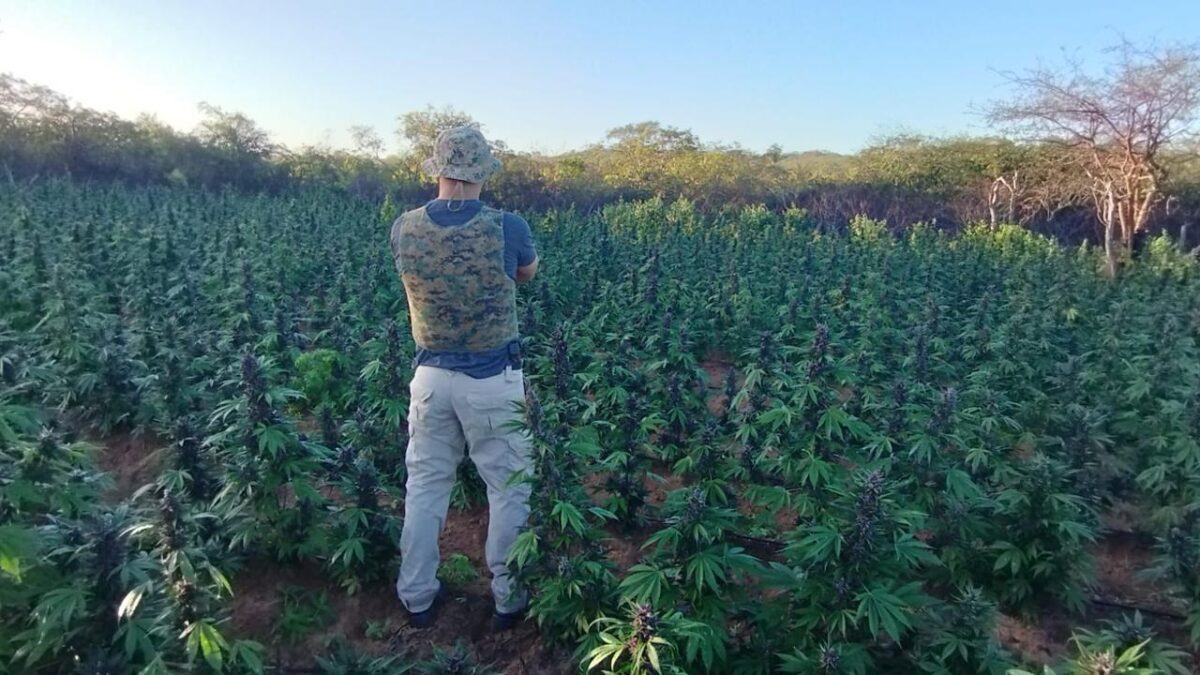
<box><xmin>2</xmin><ymin>0</ymin><xmax>1198</xmax><ymax>155</ymax></box>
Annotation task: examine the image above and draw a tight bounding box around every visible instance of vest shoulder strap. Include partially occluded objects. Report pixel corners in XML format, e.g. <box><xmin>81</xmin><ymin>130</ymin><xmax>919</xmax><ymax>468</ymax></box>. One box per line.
<box><xmin>400</xmin><ymin>206</ymin><xmax>430</xmax><ymax>225</ymax></box>
<box><xmin>478</xmin><ymin>205</ymin><xmax>504</xmax><ymax>224</ymax></box>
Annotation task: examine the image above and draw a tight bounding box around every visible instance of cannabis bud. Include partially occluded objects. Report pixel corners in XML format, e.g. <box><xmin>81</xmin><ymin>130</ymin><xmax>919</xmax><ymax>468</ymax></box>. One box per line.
<box><xmin>681</xmin><ymin>486</ymin><xmax>707</xmax><ymax>528</ymax></box>
<box><xmin>159</xmin><ymin>491</ymin><xmax>186</xmax><ymax>546</ymax></box>
<box><xmin>848</xmin><ymin>470</ymin><xmax>886</xmax><ymax>563</ymax></box>
<box><xmin>928</xmin><ymin>386</ymin><xmax>958</xmax><ymax>434</ymax></box>
<box><xmin>354</xmin><ymin>455</ymin><xmax>380</xmax><ymax>510</ymax></box>
<box><xmin>834</xmin><ymin>575</ymin><xmax>851</xmax><ymax>601</ymax></box>
<box><xmin>806</xmin><ymin>324</ymin><xmax>830</xmax><ymax>380</ymax></box>
<box><xmin>240</xmin><ymin>353</ymin><xmax>273</xmax><ymax>426</ymax></box>
<box><xmin>552</xmin><ymin>324</ymin><xmax>571</xmax><ymax>400</ymax></box>
<box><xmin>525</xmin><ymin>382</ymin><xmax>546</xmax><ymax>441</ymax></box>
<box><xmin>819</xmin><ymin>644</ymin><xmax>841</xmax><ymax>674</ymax></box>
<box><xmin>759</xmin><ymin>330</ymin><xmax>775</xmax><ymax>369</ymax></box>
<box><xmin>632</xmin><ymin>604</ymin><xmax>660</xmax><ymax>643</ymax></box>
<box><xmin>555</xmin><ymin>555</ymin><xmax>575</xmax><ymax>579</ymax></box>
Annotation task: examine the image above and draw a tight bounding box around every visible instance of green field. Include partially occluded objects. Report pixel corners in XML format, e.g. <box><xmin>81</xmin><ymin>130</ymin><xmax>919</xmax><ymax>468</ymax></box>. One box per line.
<box><xmin>2</xmin><ymin>182</ymin><xmax>1199</xmax><ymax>674</ymax></box>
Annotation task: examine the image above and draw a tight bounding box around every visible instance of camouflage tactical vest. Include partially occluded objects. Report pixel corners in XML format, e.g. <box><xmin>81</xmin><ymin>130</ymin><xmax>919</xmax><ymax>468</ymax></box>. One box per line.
<box><xmin>391</xmin><ymin>206</ymin><xmax>519</xmax><ymax>352</ymax></box>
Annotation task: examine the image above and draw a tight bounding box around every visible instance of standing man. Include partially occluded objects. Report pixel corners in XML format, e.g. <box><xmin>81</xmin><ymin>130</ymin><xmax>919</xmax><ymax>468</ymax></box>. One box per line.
<box><xmin>390</xmin><ymin>126</ymin><xmax>539</xmax><ymax>630</ymax></box>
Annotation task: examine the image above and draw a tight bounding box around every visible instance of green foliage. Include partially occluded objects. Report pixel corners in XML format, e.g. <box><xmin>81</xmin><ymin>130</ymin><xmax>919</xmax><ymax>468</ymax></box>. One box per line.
<box><xmin>295</xmin><ymin>348</ymin><xmax>348</xmax><ymax>410</ymax></box>
<box><xmin>273</xmin><ymin>585</ymin><xmax>334</xmax><ymax>645</ymax></box>
<box><xmin>324</xmin><ymin>451</ymin><xmax>403</xmax><ymax>594</ymax></box>
<box><xmin>0</xmin><ymin>379</ymin><xmax>257</xmax><ymax>672</ymax></box>
<box><xmin>316</xmin><ymin>635</ymin><xmax>411</xmax><ymax>675</ymax></box>
<box><xmin>1148</xmin><ymin>526</ymin><xmax>1200</xmax><ymax>644</ymax></box>
<box><xmin>848</xmin><ymin>215</ymin><xmax>890</xmax><ymax>243</ymax></box>
<box><xmin>986</xmin><ymin>454</ymin><xmax>1098</xmax><ymax>613</ymax></box>
<box><xmin>3</xmin><ymin>182</ymin><xmax>1200</xmax><ymax>675</ymax></box>
<box><xmin>438</xmin><ymin>553</ymin><xmax>479</xmax><ymax>590</ymax></box>
<box><xmin>209</xmin><ymin>353</ymin><xmax>332</xmax><ymax>560</ymax></box>
<box><xmin>1070</xmin><ymin>613</ymin><xmax>1191</xmax><ymax>675</ymax></box>
<box><xmin>586</xmin><ymin>603</ymin><xmax>715</xmax><ymax>675</ymax></box>
<box><xmin>909</xmin><ymin>586</ymin><xmax>1011</xmax><ymax>675</ymax></box>
<box><xmin>415</xmin><ymin>643</ymin><xmax>496</xmax><ymax>675</ymax></box>
<box><xmin>1008</xmin><ymin>640</ymin><xmax>1161</xmax><ymax>675</ymax></box>
<box><xmin>363</xmin><ymin>617</ymin><xmax>399</xmax><ymax>641</ymax></box>
<box><xmin>451</xmin><ymin>460</ymin><xmax>489</xmax><ymax>510</ymax></box>
<box><xmin>507</xmin><ymin>420</ymin><xmax>619</xmax><ymax>640</ymax></box>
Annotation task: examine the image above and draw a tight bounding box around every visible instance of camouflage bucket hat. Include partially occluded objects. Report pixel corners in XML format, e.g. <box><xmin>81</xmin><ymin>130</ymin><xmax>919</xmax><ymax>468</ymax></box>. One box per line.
<box><xmin>421</xmin><ymin>126</ymin><xmax>503</xmax><ymax>183</ymax></box>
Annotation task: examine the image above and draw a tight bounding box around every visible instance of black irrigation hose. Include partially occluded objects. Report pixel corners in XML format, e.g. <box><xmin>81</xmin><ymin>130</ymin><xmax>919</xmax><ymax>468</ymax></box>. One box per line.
<box><xmin>1088</xmin><ymin>596</ymin><xmax>1188</xmax><ymax>622</ymax></box>
<box><xmin>640</xmin><ymin>515</ymin><xmax>786</xmax><ymax>552</ymax></box>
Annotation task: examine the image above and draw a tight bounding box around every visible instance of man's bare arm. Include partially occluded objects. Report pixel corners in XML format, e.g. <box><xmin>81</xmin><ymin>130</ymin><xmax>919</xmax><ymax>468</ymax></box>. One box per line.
<box><xmin>516</xmin><ymin>256</ymin><xmax>539</xmax><ymax>284</ymax></box>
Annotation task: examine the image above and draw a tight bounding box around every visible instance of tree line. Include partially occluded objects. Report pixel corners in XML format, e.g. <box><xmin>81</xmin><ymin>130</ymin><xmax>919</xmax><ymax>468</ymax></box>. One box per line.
<box><xmin>2</xmin><ymin>39</ymin><xmax>1198</xmax><ymax>273</ymax></box>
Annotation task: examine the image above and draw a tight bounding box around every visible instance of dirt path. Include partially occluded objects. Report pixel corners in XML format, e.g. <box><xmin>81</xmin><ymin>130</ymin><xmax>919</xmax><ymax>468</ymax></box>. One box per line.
<box><xmin>93</xmin><ymin>431</ymin><xmax>166</xmax><ymax>502</ymax></box>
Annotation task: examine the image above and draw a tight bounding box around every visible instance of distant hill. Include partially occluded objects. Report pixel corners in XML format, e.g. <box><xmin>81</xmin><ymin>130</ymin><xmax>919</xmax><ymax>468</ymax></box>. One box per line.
<box><xmin>778</xmin><ymin>150</ymin><xmax>857</xmax><ymax>178</ymax></box>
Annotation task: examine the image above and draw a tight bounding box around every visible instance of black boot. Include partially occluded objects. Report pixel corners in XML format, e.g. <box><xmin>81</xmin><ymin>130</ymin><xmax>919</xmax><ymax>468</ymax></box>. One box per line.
<box><xmin>406</xmin><ymin>583</ymin><xmax>445</xmax><ymax>628</ymax></box>
<box><xmin>491</xmin><ymin>606</ymin><xmax>526</xmax><ymax>632</ymax></box>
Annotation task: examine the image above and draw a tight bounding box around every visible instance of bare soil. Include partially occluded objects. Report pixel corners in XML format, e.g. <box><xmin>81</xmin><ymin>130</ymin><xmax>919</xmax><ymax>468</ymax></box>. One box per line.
<box><xmin>1092</xmin><ymin>529</ymin><xmax>1183</xmax><ymax>616</ymax></box>
<box><xmin>94</xmin><ymin>430</ymin><xmax>166</xmax><ymax>501</ymax></box>
<box><xmin>227</xmin><ymin>506</ymin><xmax>574</xmax><ymax>674</ymax></box>
<box><xmin>700</xmin><ymin>354</ymin><xmax>737</xmax><ymax>416</ymax></box>
<box><xmin>996</xmin><ymin>612</ymin><xmax>1074</xmax><ymax>665</ymax></box>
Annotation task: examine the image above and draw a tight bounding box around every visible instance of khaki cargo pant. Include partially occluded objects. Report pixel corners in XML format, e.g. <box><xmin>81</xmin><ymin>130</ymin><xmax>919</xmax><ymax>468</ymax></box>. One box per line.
<box><xmin>395</xmin><ymin>365</ymin><xmax>533</xmax><ymax>614</ymax></box>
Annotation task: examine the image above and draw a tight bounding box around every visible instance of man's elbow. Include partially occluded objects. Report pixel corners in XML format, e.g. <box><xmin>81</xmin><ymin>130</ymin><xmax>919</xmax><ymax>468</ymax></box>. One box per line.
<box><xmin>516</xmin><ymin>258</ymin><xmax>539</xmax><ymax>284</ymax></box>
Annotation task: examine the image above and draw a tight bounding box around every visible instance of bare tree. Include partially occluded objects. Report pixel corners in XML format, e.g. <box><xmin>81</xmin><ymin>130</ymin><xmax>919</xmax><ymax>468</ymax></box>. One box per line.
<box><xmin>349</xmin><ymin>124</ymin><xmax>384</xmax><ymax>158</ymax></box>
<box><xmin>195</xmin><ymin>102</ymin><xmax>275</xmax><ymax>157</ymax></box>
<box><xmin>0</xmin><ymin>74</ymin><xmax>68</xmax><ymax>127</ymax></box>
<box><xmin>988</xmin><ymin>40</ymin><xmax>1200</xmax><ymax>275</ymax></box>
<box><xmin>0</xmin><ymin>74</ymin><xmax>71</xmax><ymax>181</ymax></box>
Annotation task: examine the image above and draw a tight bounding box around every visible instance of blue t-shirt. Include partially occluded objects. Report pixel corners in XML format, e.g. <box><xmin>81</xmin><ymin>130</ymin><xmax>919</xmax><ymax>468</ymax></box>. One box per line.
<box><xmin>409</xmin><ymin>199</ymin><xmax>536</xmax><ymax>379</ymax></box>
